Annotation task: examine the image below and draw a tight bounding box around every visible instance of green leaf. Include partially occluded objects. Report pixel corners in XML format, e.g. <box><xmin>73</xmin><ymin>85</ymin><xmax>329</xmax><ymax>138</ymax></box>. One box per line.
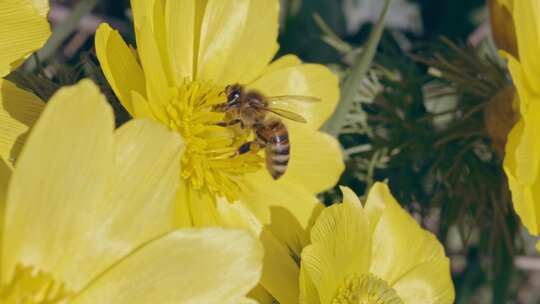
<box><xmin>322</xmin><ymin>0</ymin><xmax>390</xmax><ymax>136</ymax></box>
<box><xmin>26</xmin><ymin>0</ymin><xmax>100</xmax><ymax>70</ymax></box>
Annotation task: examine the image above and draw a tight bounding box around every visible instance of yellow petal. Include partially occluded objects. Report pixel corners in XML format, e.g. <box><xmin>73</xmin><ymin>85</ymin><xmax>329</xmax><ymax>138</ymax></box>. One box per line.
<box><xmin>130</xmin><ymin>90</ymin><xmax>155</xmax><ymax>120</ymax></box>
<box><xmin>72</xmin><ymin>229</ymin><xmax>262</xmax><ymax>304</ymax></box>
<box><xmin>101</xmin><ymin>118</ymin><xmax>183</xmax><ymax>253</ymax></box>
<box><xmin>0</xmin><ymin>80</ymin><xmax>43</xmax><ymax>166</ymax></box>
<box><xmin>136</xmin><ymin>18</ymin><xmax>174</xmax><ymax>113</ymax></box>
<box><xmin>147</xmin><ymin>0</ymin><xmax>177</xmax><ymax>86</ymax></box>
<box><xmin>240</xmin><ymin>171</ymin><xmax>323</xmax><ymax>256</ymax></box>
<box><xmin>31</xmin><ymin>0</ymin><xmax>48</xmax><ymax>17</ymax></box>
<box><xmin>165</xmin><ymin>0</ymin><xmax>196</xmax><ymax>83</ymax></box>
<box><xmin>217</xmin><ymin>198</ymin><xmax>300</xmax><ymax>304</ymax></box>
<box><xmin>277</xmin><ymin>126</ymin><xmax>344</xmax><ymax>193</ymax></box>
<box><xmin>262</xmin><ymin>54</ymin><xmax>302</xmax><ymax>75</ymax></box>
<box><xmin>2</xmin><ymin>80</ymin><xmax>184</xmax><ymax>291</ymax></box>
<box><xmin>0</xmin><ymin>158</ymin><xmax>10</xmax><ymax>209</ymax></box>
<box><xmin>259</xmin><ymin>229</ymin><xmax>301</xmax><ymax>304</ymax></box>
<box><xmin>300</xmin><ymin>243</ymin><xmax>339</xmax><ymax>303</ymax></box>
<box><xmin>0</xmin><ymin>159</ymin><xmax>11</xmax><ymax>276</ymax></box>
<box><xmin>504</xmin><ymin>118</ymin><xmax>540</xmax><ymax>234</ymax></box>
<box><xmin>299</xmin><ymin>264</ymin><xmax>320</xmax><ymax>304</ymax></box>
<box><xmin>238</xmin><ymin>298</ymin><xmax>259</xmax><ymax>304</ymax></box>
<box><xmin>361</xmin><ymin>183</ymin><xmax>386</xmax><ymax>233</ymax></box>
<box><xmin>365</xmin><ymin>183</ymin><xmax>451</xmax><ymax>287</ymax></box>
<box><xmin>217</xmin><ymin>198</ymin><xmax>263</xmax><ymax>236</ymax></box>
<box><xmin>512</xmin><ymin>0</ymin><xmax>540</xmax><ymax>94</ymax></box>
<box><xmin>248</xmin><ymin>285</ymin><xmax>274</xmax><ymax>304</ymax></box>
<box><xmin>176</xmin><ymin>184</ymin><xmax>221</xmax><ymax>227</ymax></box>
<box><xmin>173</xmin><ymin>183</ymin><xmax>194</xmax><ymax>228</ymax></box>
<box><xmin>0</xmin><ymin>0</ymin><xmax>50</xmax><ymax>77</ymax></box>
<box><xmin>499</xmin><ymin>0</ymin><xmax>513</xmax><ymax>11</ymax></box>
<box><xmin>249</xmin><ymin>63</ymin><xmax>340</xmax><ymax>130</ymax></box>
<box><xmin>129</xmin><ymin>0</ymin><xmax>157</xmax><ymax>33</ymax></box>
<box><xmin>392</xmin><ymin>259</ymin><xmax>455</xmax><ymax>304</ymax></box>
<box><xmin>197</xmin><ymin>0</ymin><xmax>279</xmax><ymax>85</ymax></box>
<box><xmin>2</xmin><ymin>80</ymin><xmax>115</xmax><ymax>287</ymax></box>
<box><xmin>95</xmin><ymin>23</ymin><xmax>148</xmax><ymax>117</ymax></box>
<box><xmin>309</xmin><ymin>187</ymin><xmax>372</xmax><ymax>277</ymax></box>
<box><xmin>505</xmin><ymin>54</ymin><xmax>530</xmax><ymax>113</ymax></box>
<box><xmin>513</xmin><ymin>102</ymin><xmax>540</xmax><ymax>187</ymax></box>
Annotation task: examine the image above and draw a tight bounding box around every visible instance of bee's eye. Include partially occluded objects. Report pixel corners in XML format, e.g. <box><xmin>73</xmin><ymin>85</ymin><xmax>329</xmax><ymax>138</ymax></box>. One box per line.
<box><xmin>227</xmin><ymin>89</ymin><xmax>241</xmax><ymax>102</ymax></box>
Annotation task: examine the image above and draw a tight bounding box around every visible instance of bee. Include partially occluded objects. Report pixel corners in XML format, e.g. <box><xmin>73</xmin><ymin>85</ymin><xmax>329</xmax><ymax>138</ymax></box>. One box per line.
<box><xmin>215</xmin><ymin>84</ymin><xmax>319</xmax><ymax>180</ymax></box>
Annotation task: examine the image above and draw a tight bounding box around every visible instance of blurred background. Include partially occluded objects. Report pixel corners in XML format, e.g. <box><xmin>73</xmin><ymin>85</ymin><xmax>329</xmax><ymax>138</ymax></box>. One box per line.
<box><xmin>12</xmin><ymin>0</ymin><xmax>539</xmax><ymax>303</ymax></box>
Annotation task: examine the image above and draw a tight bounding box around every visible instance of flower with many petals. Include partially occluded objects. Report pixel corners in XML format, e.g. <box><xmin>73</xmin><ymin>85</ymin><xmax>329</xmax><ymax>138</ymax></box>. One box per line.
<box><xmin>300</xmin><ymin>183</ymin><xmax>455</xmax><ymax>304</ymax></box>
<box><xmin>95</xmin><ymin>0</ymin><xmax>343</xmax><ymax>225</ymax></box>
<box><xmin>220</xmin><ymin>183</ymin><xmax>455</xmax><ymax>303</ymax></box>
<box><xmin>96</xmin><ymin>1</ymin><xmax>344</xmax><ymax>301</ymax></box>
<box><xmin>0</xmin><ymin>80</ymin><xmax>262</xmax><ymax>303</ymax></box>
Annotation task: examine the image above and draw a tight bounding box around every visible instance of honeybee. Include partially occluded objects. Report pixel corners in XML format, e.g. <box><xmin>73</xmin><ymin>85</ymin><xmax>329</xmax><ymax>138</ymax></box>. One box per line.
<box><xmin>215</xmin><ymin>84</ymin><xmax>320</xmax><ymax>180</ymax></box>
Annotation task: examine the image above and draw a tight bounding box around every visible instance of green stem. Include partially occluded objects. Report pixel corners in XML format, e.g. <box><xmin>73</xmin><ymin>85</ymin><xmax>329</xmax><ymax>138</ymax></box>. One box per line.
<box><xmin>322</xmin><ymin>0</ymin><xmax>391</xmax><ymax>136</ymax></box>
<box><xmin>27</xmin><ymin>0</ymin><xmax>100</xmax><ymax>70</ymax></box>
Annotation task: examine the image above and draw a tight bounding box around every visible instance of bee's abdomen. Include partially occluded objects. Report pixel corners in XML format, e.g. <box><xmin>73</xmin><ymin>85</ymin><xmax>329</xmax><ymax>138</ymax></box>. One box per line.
<box><xmin>264</xmin><ymin>120</ymin><xmax>290</xmax><ymax>180</ymax></box>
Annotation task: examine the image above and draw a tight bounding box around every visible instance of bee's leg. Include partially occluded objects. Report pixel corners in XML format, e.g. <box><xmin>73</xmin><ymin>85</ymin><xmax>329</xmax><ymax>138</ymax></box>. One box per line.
<box><xmin>216</xmin><ymin>119</ymin><xmax>244</xmax><ymax>128</ymax></box>
<box><xmin>235</xmin><ymin>140</ymin><xmax>266</xmax><ymax>156</ymax></box>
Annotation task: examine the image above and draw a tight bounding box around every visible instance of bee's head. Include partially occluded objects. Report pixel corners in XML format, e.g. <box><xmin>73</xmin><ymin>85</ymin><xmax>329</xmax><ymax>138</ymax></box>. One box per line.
<box><xmin>216</xmin><ymin>84</ymin><xmax>243</xmax><ymax>112</ymax></box>
<box><xmin>225</xmin><ymin>84</ymin><xmax>242</xmax><ymax>104</ymax></box>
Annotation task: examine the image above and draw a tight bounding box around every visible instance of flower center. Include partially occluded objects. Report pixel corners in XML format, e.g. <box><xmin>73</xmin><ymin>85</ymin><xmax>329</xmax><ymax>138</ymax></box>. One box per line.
<box><xmin>163</xmin><ymin>79</ymin><xmax>263</xmax><ymax>201</ymax></box>
<box><xmin>332</xmin><ymin>274</ymin><xmax>403</xmax><ymax>304</ymax></box>
<box><xmin>0</xmin><ymin>264</ymin><xmax>73</xmax><ymax>303</ymax></box>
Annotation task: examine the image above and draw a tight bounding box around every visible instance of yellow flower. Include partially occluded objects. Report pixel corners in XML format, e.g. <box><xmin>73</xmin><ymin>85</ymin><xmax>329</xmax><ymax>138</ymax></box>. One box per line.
<box><xmin>299</xmin><ymin>183</ymin><xmax>455</xmax><ymax>304</ymax></box>
<box><xmin>96</xmin><ymin>1</ymin><xmax>343</xmax><ymax>301</ymax></box>
<box><xmin>95</xmin><ymin>0</ymin><xmax>343</xmax><ymax>225</ymax></box>
<box><xmin>0</xmin><ymin>0</ymin><xmax>50</xmax><ymax>167</ymax></box>
<box><xmin>220</xmin><ymin>183</ymin><xmax>455</xmax><ymax>303</ymax></box>
<box><xmin>0</xmin><ymin>79</ymin><xmax>262</xmax><ymax>303</ymax></box>
<box><xmin>502</xmin><ymin>0</ymin><xmax>540</xmax><ymax>235</ymax></box>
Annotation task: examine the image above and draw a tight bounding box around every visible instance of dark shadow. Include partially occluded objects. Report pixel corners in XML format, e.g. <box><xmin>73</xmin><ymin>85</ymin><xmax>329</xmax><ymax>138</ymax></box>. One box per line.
<box><xmin>265</xmin><ymin>203</ymin><xmax>324</xmax><ymax>263</ymax></box>
<box><xmin>0</xmin><ymin>80</ymin><xmax>44</xmax><ymax>164</ymax></box>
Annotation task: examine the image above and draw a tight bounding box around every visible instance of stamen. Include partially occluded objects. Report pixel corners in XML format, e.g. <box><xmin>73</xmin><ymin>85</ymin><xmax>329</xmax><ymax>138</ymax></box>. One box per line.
<box><xmin>332</xmin><ymin>273</ymin><xmax>403</xmax><ymax>304</ymax></box>
<box><xmin>0</xmin><ymin>264</ymin><xmax>73</xmax><ymax>303</ymax></box>
<box><xmin>163</xmin><ymin>79</ymin><xmax>263</xmax><ymax>201</ymax></box>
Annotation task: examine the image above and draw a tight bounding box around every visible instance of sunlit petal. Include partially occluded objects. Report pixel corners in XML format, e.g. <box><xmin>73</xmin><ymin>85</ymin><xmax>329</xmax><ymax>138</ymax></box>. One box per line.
<box><xmin>366</xmin><ymin>183</ymin><xmax>450</xmax><ymax>287</ymax></box>
<box><xmin>197</xmin><ymin>0</ymin><xmax>279</xmax><ymax>85</ymax></box>
<box><xmin>165</xmin><ymin>0</ymin><xmax>196</xmax><ymax>83</ymax></box>
<box><xmin>2</xmin><ymin>80</ymin><xmax>183</xmax><ymax>291</ymax></box>
<box><xmin>512</xmin><ymin>0</ymin><xmax>540</xmax><ymax>95</ymax></box>
<box><xmin>504</xmin><ymin>118</ymin><xmax>540</xmax><ymax>235</ymax></box>
<box><xmin>95</xmin><ymin>23</ymin><xmax>148</xmax><ymax>118</ymax></box>
<box><xmin>249</xmin><ymin>63</ymin><xmax>339</xmax><ymax>130</ymax></box>
<box><xmin>0</xmin><ymin>0</ymin><xmax>50</xmax><ymax>77</ymax></box>
<box><xmin>277</xmin><ymin>126</ymin><xmax>344</xmax><ymax>193</ymax></box>
<box><xmin>72</xmin><ymin>229</ymin><xmax>262</xmax><ymax>304</ymax></box>
<box><xmin>392</xmin><ymin>259</ymin><xmax>455</xmax><ymax>304</ymax></box>
<box><xmin>2</xmin><ymin>80</ymin><xmax>114</xmax><ymax>288</ymax></box>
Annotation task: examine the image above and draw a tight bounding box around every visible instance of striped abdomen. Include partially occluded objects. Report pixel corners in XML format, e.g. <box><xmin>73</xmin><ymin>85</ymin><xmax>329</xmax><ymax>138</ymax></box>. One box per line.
<box><xmin>259</xmin><ymin>120</ymin><xmax>290</xmax><ymax>180</ymax></box>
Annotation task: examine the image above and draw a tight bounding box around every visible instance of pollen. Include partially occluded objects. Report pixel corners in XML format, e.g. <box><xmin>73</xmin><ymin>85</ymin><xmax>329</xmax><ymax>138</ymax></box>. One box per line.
<box><xmin>332</xmin><ymin>273</ymin><xmax>403</xmax><ymax>304</ymax></box>
<box><xmin>0</xmin><ymin>264</ymin><xmax>73</xmax><ymax>303</ymax></box>
<box><xmin>163</xmin><ymin>79</ymin><xmax>263</xmax><ymax>201</ymax></box>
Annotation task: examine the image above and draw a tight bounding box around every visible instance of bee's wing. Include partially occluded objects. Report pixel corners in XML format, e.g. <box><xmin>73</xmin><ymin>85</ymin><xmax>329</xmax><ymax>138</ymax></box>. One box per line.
<box><xmin>262</xmin><ymin>107</ymin><xmax>308</xmax><ymax>123</ymax></box>
<box><xmin>266</xmin><ymin>95</ymin><xmax>321</xmax><ymax>104</ymax></box>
